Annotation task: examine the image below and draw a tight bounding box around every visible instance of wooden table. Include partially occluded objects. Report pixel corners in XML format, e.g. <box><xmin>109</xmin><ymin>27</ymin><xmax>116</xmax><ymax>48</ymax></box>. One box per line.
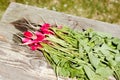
<box><xmin>0</xmin><ymin>2</ymin><xmax>120</xmax><ymax>80</ymax></box>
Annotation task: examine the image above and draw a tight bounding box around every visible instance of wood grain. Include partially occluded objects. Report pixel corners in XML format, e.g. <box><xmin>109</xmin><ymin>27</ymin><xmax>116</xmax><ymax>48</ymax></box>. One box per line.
<box><xmin>0</xmin><ymin>2</ymin><xmax>120</xmax><ymax>80</ymax></box>
<box><xmin>0</xmin><ymin>22</ymin><xmax>57</xmax><ymax>80</ymax></box>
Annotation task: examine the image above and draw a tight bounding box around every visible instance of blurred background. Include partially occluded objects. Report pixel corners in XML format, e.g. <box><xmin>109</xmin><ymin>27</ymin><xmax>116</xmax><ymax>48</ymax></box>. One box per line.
<box><xmin>0</xmin><ymin>0</ymin><xmax>120</xmax><ymax>24</ymax></box>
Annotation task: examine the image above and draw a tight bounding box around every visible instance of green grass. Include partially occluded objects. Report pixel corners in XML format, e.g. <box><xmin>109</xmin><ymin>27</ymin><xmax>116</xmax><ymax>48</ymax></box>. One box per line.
<box><xmin>0</xmin><ymin>0</ymin><xmax>120</xmax><ymax>24</ymax></box>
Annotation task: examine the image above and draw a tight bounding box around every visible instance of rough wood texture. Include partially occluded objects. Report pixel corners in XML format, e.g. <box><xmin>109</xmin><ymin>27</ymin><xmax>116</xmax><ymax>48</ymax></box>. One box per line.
<box><xmin>0</xmin><ymin>23</ymin><xmax>57</xmax><ymax>80</ymax></box>
<box><xmin>0</xmin><ymin>2</ymin><xmax>120</xmax><ymax>80</ymax></box>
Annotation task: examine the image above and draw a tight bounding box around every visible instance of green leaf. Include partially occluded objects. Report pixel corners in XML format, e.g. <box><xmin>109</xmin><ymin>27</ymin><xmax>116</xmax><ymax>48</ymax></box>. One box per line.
<box><xmin>96</xmin><ymin>31</ymin><xmax>112</xmax><ymax>38</ymax></box>
<box><xmin>88</xmin><ymin>52</ymin><xmax>100</xmax><ymax>69</ymax></box>
<box><xmin>96</xmin><ymin>67</ymin><xmax>113</xmax><ymax>78</ymax></box>
<box><xmin>78</xmin><ymin>40</ymin><xmax>85</xmax><ymax>53</ymax></box>
<box><xmin>84</xmin><ymin>65</ymin><xmax>105</xmax><ymax>80</ymax></box>
<box><xmin>70</xmin><ymin>68</ymin><xmax>85</xmax><ymax>79</ymax></box>
<box><xmin>57</xmin><ymin>67</ymin><xmax>70</xmax><ymax>77</ymax></box>
<box><xmin>117</xmin><ymin>43</ymin><xmax>120</xmax><ymax>50</ymax></box>
<box><xmin>112</xmin><ymin>37</ymin><xmax>120</xmax><ymax>45</ymax></box>
<box><xmin>51</xmin><ymin>54</ymin><xmax>60</xmax><ymax>64</ymax></box>
<box><xmin>115</xmin><ymin>54</ymin><xmax>120</xmax><ymax>62</ymax></box>
<box><xmin>40</xmin><ymin>27</ymin><xmax>120</xmax><ymax>80</ymax></box>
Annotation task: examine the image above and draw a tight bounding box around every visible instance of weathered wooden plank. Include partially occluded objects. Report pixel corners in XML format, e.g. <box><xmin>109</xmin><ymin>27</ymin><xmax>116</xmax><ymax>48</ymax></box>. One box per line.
<box><xmin>1</xmin><ymin>2</ymin><xmax>120</xmax><ymax>38</ymax></box>
<box><xmin>0</xmin><ymin>2</ymin><xmax>120</xmax><ymax>80</ymax></box>
<box><xmin>0</xmin><ymin>22</ymin><xmax>57</xmax><ymax>80</ymax></box>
